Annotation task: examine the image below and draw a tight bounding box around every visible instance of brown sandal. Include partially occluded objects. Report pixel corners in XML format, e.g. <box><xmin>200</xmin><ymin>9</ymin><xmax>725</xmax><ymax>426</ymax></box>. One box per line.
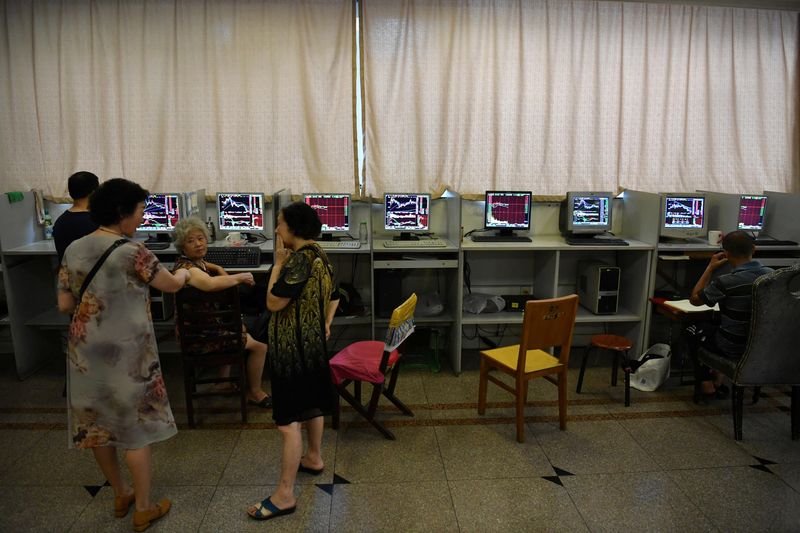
<box><xmin>132</xmin><ymin>498</ymin><xmax>171</xmax><ymax>532</ymax></box>
<box><xmin>114</xmin><ymin>493</ymin><xmax>135</xmax><ymax>518</ymax></box>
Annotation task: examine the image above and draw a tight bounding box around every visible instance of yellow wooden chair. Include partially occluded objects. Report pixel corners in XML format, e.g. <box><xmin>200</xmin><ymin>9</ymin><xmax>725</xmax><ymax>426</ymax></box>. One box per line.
<box><xmin>478</xmin><ymin>294</ymin><xmax>579</xmax><ymax>443</ymax></box>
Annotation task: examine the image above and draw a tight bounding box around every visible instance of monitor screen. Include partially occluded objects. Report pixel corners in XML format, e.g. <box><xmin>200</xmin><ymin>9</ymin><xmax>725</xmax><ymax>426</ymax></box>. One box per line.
<box><xmin>570</xmin><ymin>193</ymin><xmax>611</xmax><ymax>230</ymax></box>
<box><xmin>137</xmin><ymin>193</ymin><xmax>181</xmax><ymax>232</ymax></box>
<box><xmin>304</xmin><ymin>193</ymin><xmax>350</xmax><ymax>232</ymax></box>
<box><xmin>217</xmin><ymin>193</ymin><xmax>265</xmax><ymax>231</ymax></box>
<box><xmin>664</xmin><ymin>196</ymin><xmax>704</xmax><ymax>229</ymax></box>
<box><xmin>737</xmin><ymin>195</ymin><xmax>767</xmax><ymax>231</ymax></box>
<box><xmin>484</xmin><ymin>191</ymin><xmax>532</xmax><ymax>230</ymax></box>
<box><xmin>384</xmin><ymin>193</ymin><xmax>430</xmax><ymax>231</ymax></box>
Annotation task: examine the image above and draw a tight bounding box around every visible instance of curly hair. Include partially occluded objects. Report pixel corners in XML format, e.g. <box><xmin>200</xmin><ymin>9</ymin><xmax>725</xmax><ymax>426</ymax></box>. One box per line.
<box><xmin>281</xmin><ymin>201</ymin><xmax>322</xmax><ymax>240</ymax></box>
<box><xmin>172</xmin><ymin>216</ymin><xmax>209</xmax><ymax>254</ymax></box>
<box><xmin>89</xmin><ymin>178</ymin><xmax>149</xmax><ymax>226</ymax></box>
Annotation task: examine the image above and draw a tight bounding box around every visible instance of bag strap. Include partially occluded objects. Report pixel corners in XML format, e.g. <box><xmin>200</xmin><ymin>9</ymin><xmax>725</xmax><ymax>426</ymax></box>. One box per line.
<box><xmin>77</xmin><ymin>239</ymin><xmax>128</xmax><ymax>304</ymax></box>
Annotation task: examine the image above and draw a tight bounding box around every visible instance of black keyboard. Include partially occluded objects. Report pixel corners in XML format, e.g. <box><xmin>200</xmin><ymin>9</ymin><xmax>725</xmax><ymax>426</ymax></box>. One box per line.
<box><xmin>753</xmin><ymin>239</ymin><xmax>798</xmax><ymax>246</ymax></box>
<box><xmin>565</xmin><ymin>236</ymin><xmax>629</xmax><ymax>246</ymax></box>
<box><xmin>144</xmin><ymin>242</ymin><xmax>170</xmax><ymax>250</ymax></box>
<box><xmin>471</xmin><ymin>235</ymin><xmax>532</xmax><ymax>243</ymax></box>
<box><xmin>204</xmin><ymin>246</ymin><xmax>261</xmax><ymax>268</ymax></box>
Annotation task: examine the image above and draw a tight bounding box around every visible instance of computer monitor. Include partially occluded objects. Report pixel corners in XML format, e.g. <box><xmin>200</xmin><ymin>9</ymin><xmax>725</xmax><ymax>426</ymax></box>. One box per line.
<box><xmin>304</xmin><ymin>193</ymin><xmax>350</xmax><ymax>240</ymax></box>
<box><xmin>562</xmin><ymin>192</ymin><xmax>613</xmax><ymax>235</ymax></box>
<box><xmin>484</xmin><ymin>191</ymin><xmax>532</xmax><ymax>236</ymax></box>
<box><xmin>384</xmin><ymin>193</ymin><xmax>430</xmax><ymax>240</ymax></box>
<box><xmin>217</xmin><ymin>193</ymin><xmax>265</xmax><ymax>231</ymax></box>
<box><xmin>737</xmin><ymin>195</ymin><xmax>767</xmax><ymax>232</ymax></box>
<box><xmin>137</xmin><ymin>193</ymin><xmax>182</xmax><ymax>232</ymax></box>
<box><xmin>661</xmin><ymin>193</ymin><xmax>706</xmax><ymax>239</ymax></box>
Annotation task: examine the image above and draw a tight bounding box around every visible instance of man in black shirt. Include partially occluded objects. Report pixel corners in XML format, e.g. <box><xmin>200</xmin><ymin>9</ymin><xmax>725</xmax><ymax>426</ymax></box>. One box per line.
<box><xmin>53</xmin><ymin>171</ymin><xmax>100</xmax><ymax>263</ymax></box>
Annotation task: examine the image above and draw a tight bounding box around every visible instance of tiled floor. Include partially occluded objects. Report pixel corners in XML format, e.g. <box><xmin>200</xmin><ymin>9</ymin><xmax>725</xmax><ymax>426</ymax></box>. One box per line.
<box><xmin>1</xmin><ymin>353</ymin><xmax>798</xmax><ymax>532</ymax></box>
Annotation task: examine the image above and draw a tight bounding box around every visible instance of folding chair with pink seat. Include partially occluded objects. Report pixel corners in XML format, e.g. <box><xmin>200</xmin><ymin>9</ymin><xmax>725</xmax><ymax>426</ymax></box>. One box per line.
<box><xmin>329</xmin><ymin>293</ymin><xmax>417</xmax><ymax>440</ymax></box>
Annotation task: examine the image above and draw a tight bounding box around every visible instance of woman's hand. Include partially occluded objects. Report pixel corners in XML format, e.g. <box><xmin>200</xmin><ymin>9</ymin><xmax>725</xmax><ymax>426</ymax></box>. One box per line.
<box><xmin>235</xmin><ymin>272</ymin><xmax>255</xmax><ymax>287</ymax></box>
<box><xmin>274</xmin><ymin>235</ymin><xmax>291</xmax><ymax>268</ymax></box>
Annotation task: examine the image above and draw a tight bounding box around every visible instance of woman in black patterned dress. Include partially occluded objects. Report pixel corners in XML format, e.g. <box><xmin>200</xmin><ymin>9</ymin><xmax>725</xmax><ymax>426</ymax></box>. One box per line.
<box><xmin>248</xmin><ymin>202</ymin><xmax>339</xmax><ymax>521</ymax></box>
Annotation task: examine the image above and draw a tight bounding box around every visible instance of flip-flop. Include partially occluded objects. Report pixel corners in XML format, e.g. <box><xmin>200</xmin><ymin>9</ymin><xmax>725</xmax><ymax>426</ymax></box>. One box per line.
<box><xmin>247</xmin><ymin>395</ymin><xmax>272</xmax><ymax>408</ymax></box>
<box><xmin>248</xmin><ymin>496</ymin><xmax>296</xmax><ymax>521</ymax></box>
<box><xmin>298</xmin><ymin>463</ymin><xmax>324</xmax><ymax>475</ymax></box>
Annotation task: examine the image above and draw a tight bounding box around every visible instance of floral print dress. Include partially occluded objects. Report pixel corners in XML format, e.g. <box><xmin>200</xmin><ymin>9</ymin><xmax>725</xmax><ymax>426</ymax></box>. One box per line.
<box><xmin>58</xmin><ymin>234</ymin><xmax>177</xmax><ymax>449</ymax></box>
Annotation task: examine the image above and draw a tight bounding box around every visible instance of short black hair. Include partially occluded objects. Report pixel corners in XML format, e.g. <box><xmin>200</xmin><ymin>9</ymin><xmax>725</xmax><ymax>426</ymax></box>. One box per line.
<box><xmin>722</xmin><ymin>230</ymin><xmax>755</xmax><ymax>259</ymax></box>
<box><xmin>89</xmin><ymin>178</ymin><xmax>149</xmax><ymax>226</ymax></box>
<box><xmin>67</xmin><ymin>171</ymin><xmax>100</xmax><ymax>200</ymax></box>
<box><xmin>281</xmin><ymin>201</ymin><xmax>321</xmax><ymax>240</ymax></box>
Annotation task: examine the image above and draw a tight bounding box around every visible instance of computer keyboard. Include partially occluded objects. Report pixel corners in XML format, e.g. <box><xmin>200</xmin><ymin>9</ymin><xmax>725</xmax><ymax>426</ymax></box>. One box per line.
<box><xmin>753</xmin><ymin>239</ymin><xmax>798</xmax><ymax>246</ymax></box>
<box><xmin>318</xmin><ymin>240</ymin><xmax>361</xmax><ymax>249</ymax></box>
<box><xmin>204</xmin><ymin>246</ymin><xmax>261</xmax><ymax>268</ymax></box>
<box><xmin>144</xmin><ymin>242</ymin><xmax>170</xmax><ymax>250</ymax></box>
<box><xmin>382</xmin><ymin>239</ymin><xmax>447</xmax><ymax>248</ymax></box>
<box><xmin>471</xmin><ymin>235</ymin><xmax>532</xmax><ymax>243</ymax></box>
<box><xmin>565</xmin><ymin>236</ymin><xmax>629</xmax><ymax>246</ymax></box>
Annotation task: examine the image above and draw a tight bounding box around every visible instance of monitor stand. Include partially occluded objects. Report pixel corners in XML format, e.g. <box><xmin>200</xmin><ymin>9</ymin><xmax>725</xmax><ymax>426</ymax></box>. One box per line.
<box><xmin>658</xmin><ymin>236</ymin><xmax>707</xmax><ymax>245</ymax></box>
<box><xmin>393</xmin><ymin>232</ymin><xmax>420</xmax><ymax>241</ymax></box>
<box><xmin>145</xmin><ymin>232</ymin><xmax>171</xmax><ymax>243</ymax></box>
<box><xmin>320</xmin><ymin>233</ymin><xmax>335</xmax><ymax>241</ymax></box>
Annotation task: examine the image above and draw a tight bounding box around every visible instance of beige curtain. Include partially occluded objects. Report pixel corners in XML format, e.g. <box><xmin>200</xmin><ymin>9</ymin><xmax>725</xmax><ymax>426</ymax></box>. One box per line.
<box><xmin>361</xmin><ymin>0</ymin><xmax>799</xmax><ymax>197</ymax></box>
<box><xmin>0</xmin><ymin>0</ymin><xmax>355</xmax><ymax>198</ymax></box>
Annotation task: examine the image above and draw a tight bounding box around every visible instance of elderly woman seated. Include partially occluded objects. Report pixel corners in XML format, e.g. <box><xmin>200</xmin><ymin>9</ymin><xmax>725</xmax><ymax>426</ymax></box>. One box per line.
<box><xmin>172</xmin><ymin>216</ymin><xmax>271</xmax><ymax>408</ymax></box>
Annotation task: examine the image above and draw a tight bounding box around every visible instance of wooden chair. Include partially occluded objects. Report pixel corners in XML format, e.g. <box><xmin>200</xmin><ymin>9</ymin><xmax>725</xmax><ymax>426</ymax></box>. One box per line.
<box><xmin>329</xmin><ymin>293</ymin><xmax>417</xmax><ymax>440</ymax></box>
<box><xmin>175</xmin><ymin>286</ymin><xmax>248</xmax><ymax>428</ymax></box>
<box><xmin>576</xmin><ymin>334</ymin><xmax>637</xmax><ymax>406</ymax></box>
<box><xmin>696</xmin><ymin>263</ymin><xmax>800</xmax><ymax>441</ymax></box>
<box><xmin>478</xmin><ymin>294</ymin><xmax>579</xmax><ymax>443</ymax></box>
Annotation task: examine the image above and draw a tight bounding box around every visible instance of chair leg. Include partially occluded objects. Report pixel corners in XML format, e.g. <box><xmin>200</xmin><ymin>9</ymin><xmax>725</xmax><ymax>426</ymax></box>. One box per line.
<box><xmin>792</xmin><ymin>386</ymin><xmax>799</xmax><ymax>441</ymax></box>
<box><xmin>732</xmin><ymin>385</ymin><xmax>744</xmax><ymax>441</ymax></box>
<box><xmin>576</xmin><ymin>344</ymin><xmax>591</xmax><ymax>393</ymax></box>
<box><xmin>383</xmin><ymin>365</ymin><xmax>413</xmax><ymax>416</ymax></box>
<box><xmin>558</xmin><ymin>370</ymin><xmax>568</xmax><ymax>431</ymax></box>
<box><xmin>478</xmin><ymin>356</ymin><xmax>488</xmax><ymax>415</ymax></box>
<box><xmin>611</xmin><ymin>349</ymin><xmax>618</xmax><ymax>387</ymax></box>
<box><xmin>337</xmin><ymin>382</ymin><xmax>395</xmax><ymax>440</ymax></box>
<box><xmin>515</xmin><ymin>378</ymin><xmax>525</xmax><ymax>443</ymax></box>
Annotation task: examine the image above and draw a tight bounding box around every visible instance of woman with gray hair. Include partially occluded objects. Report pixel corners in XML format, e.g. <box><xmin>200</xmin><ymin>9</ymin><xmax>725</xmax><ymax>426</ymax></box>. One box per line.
<box><xmin>172</xmin><ymin>216</ymin><xmax>270</xmax><ymax>407</ymax></box>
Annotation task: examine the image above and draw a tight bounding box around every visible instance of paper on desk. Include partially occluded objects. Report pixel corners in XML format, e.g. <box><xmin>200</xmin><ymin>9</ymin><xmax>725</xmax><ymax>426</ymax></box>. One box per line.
<box><xmin>663</xmin><ymin>299</ymin><xmax>719</xmax><ymax>313</ymax></box>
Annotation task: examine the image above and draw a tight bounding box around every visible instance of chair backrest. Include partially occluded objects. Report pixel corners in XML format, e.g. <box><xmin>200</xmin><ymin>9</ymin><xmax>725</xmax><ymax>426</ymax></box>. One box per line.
<box><xmin>736</xmin><ymin>263</ymin><xmax>800</xmax><ymax>385</ymax></box>
<box><xmin>381</xmin><ymin>293</ymin><xmax>417</xmax><ymax>372</ymax></box>
<box><xmin>175</xmin><ymin>286</ymin><xmax>245</xmax><ymax>356</ymax></box>
<box><xmin>518</xmin><ymin>294</ymin><xmax>579</xmax><ymax>368</ymax></box>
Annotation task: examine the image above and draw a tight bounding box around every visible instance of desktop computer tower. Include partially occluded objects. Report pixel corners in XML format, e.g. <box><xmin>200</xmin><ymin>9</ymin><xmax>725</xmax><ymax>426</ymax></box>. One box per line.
<box><xmin>577</xmin><ymin>262</ymin><xmax>620</xmax><ymax>314</ymax></box>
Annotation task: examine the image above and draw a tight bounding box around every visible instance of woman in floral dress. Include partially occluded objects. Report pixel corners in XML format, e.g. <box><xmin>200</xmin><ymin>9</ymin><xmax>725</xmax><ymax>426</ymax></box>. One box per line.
<box><xmin>57</xmin><ymin>178</ymin><xmax>191</xmax><ymax>531</ymax></box>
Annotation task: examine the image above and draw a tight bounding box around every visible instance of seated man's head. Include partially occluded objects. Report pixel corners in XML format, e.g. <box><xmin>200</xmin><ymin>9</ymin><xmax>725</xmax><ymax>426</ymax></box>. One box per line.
<box><xmin>721</xmin><ymin>230</ymin><xmax>755</xmax><ymax>263</ymax></box>
<box><xmin>173</xmin><ymin>217</ymin><xmax>210</xmax><ymax>260</ymax></box>
<box><xmin>67</xmin><ymin>171</ymin><xmax>99</xmax><ymax>201</ymax></box>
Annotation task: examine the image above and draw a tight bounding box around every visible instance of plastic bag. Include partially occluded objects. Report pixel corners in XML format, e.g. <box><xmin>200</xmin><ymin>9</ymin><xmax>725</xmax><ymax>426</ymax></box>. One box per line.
<box><xmin>629</xmin><ymin>343</ymin><xmax>671</xmax><ymax>392</ymax></box>
<box><xmin>463</xmin><ymin>293</ymin><xmax>506</xmax><ymax>314</ymax></box>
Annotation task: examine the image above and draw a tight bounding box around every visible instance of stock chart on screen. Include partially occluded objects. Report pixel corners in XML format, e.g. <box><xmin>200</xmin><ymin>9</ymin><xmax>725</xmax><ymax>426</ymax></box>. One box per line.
<box><xmin>737</xmin><ymin>195</ymin><xmax>767</xmax><ymax>231</ymax></box>
<box><xmin>572</xmin><ymin>196</ymin><xmax>609</xmax><ymax>226</ymax></box>
<box><xmin>384</xmin><ymin>194</ymin><xmax>430</xmax><ymax>231</ymax></box>
<box><xmin>138</xmin><ymin>194</ymin><xmax>181</xmax><ymax>231</ymax></box>
<box><xmin>664</xmin><ymin>197</ymin><xmax>704</xmax><ymax>228</ymax></box>
<box><xmin>304</xmin><ymin>194</ymin><xmax>350</xmax><ymax>232</ymax></box>
<box><xmin>217</xmin><ymin>193</ymin><xmax>264</xmax><ymax>230</ymax></box>
<box><xmin>485</xmin><ymin>192</ymin><xmax>531</xmax><ymax>229</ymax></box>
